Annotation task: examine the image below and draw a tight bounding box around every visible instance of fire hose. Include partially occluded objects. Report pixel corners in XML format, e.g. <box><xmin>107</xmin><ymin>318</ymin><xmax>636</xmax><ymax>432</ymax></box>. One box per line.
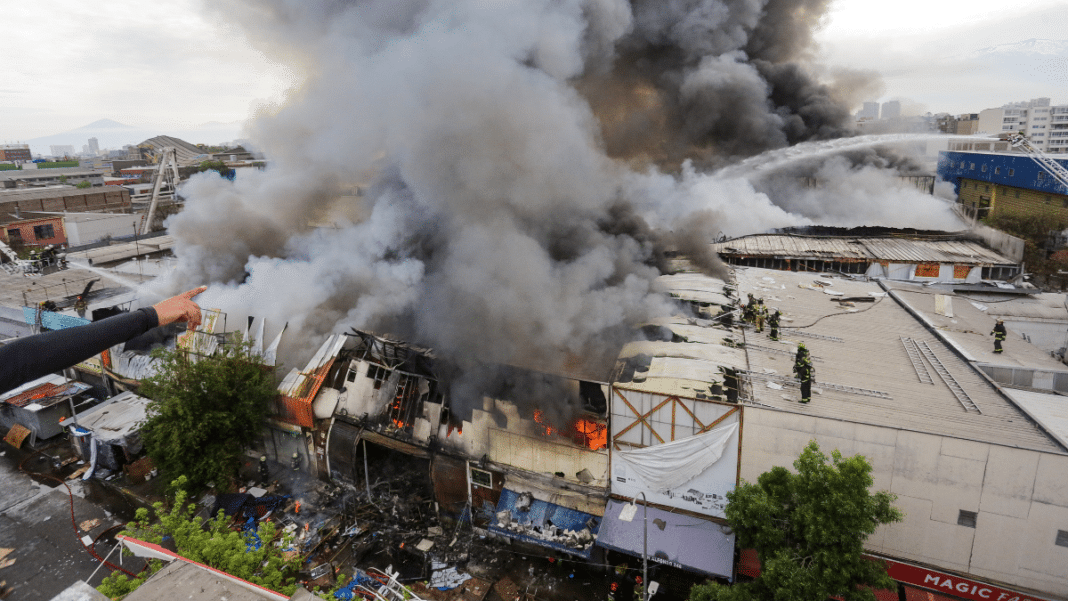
<box><xmin>18</xmin><ymin>443</ymin><xmax>142</xmax><ymax>579</ymax></box>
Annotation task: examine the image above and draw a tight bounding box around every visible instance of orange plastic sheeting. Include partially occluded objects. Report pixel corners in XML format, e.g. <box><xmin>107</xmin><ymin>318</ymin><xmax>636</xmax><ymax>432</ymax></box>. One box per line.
<box><xmin>276</xmin><ymin>358</ymin><xmax>336</xmax><ymax>428</ymax></box>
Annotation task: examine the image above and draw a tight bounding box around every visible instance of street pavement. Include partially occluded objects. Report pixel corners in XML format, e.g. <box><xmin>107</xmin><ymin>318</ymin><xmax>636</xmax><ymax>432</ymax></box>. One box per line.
<box><xmin>0</xmin><ymin>447</ymin><xmax>136</xmax><ymax>601</ymax></box>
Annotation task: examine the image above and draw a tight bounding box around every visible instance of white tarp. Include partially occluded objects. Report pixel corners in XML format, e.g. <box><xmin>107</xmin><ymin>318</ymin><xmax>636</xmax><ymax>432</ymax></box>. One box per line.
<box><xmin>614</xmin><ymin>423</ymin><xmax>739</xmax><ymax>492</ymax></box>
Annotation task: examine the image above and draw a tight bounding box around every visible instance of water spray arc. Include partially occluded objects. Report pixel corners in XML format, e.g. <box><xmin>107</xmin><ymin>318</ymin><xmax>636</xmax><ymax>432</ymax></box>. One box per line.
<box><xmin>714</xmin><ymin>134</ymin><xmax>1003</xmax><ymax>180</ymax></box>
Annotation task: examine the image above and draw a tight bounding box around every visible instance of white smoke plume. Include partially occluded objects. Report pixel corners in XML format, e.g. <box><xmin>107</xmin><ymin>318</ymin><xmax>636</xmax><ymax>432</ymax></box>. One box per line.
<box><xmin>147</xmin><ymin>0</ymin><xmax>961</xmax><ymax>414</ymax></box>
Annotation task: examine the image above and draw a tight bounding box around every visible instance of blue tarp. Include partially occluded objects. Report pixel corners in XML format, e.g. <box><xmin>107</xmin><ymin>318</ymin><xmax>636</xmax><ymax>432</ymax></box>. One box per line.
<box><xmin>595</xmin><ymin>499</ymin><xmax>735</xmax><ymax>579</ymax></box>
<box><xmin>22</xmin><ymin>307</ymin><xmax>90</xmax><ymax>330</ymax></box>
<box><xmin>488</xmin><ymin>488</ymin><xmax>600</xmax><ymax>559</ymax></box>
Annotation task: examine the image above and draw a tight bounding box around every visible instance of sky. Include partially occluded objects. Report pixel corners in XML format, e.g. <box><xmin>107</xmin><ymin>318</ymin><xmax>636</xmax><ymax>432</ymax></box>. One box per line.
<box><xmin>0</xmin><ymin>0</ymin><xmax>1065</xmax><ymax>143</ymax></box>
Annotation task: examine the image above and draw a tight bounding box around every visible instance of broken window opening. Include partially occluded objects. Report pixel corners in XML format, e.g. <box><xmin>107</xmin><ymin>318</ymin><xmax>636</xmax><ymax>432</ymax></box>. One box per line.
<box><xmin>387</xmin><ymin>372</ymin><xmax>424</xmax><ymax>433</ymax></box>
<box><xmin>579</xmin><ymin>380</ymin><xmax>608</xmax><ymax>414</ymax></box>
<box><xmin>366</xmin><ymin>363</ymin><xmax>391</xmax><ymax>390</ymax></box>
<box><xmin>33</xmin><ymin>224</ymin><xmax>55</xmax><ymax>240</ymax></box>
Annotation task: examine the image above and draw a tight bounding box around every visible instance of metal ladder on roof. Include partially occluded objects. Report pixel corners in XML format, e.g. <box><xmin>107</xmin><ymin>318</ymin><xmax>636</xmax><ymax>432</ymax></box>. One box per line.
<box><xmin>780</xmin><ymin>329</ymin><xmax>844</xmax><ymax>342</ymax></box>
<box><xmin>745</xmin><ymin>343</ymin><xmax>824</xmax><ymax>362</ymax></box>
<box><xmin>915</xmin><ymin>340</ymin><xmax>982</xmax><ymax>414</ymax></box>
<box><xmin>742</xmin><ymin>371</ymin><xmax>892</xmax><ymax>399</ymax></box>
<box><xmin>900</xmin><ymin>337</ymin><xmax>934</xmax><ymax>385</ymax></box>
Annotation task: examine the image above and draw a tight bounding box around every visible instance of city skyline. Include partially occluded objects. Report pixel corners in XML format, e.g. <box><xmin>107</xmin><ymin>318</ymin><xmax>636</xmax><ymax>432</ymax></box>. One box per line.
<box><xmin>0</xmin><ymin>0</ymin><xmax>1065</xmax><ymax>143</ymax></box>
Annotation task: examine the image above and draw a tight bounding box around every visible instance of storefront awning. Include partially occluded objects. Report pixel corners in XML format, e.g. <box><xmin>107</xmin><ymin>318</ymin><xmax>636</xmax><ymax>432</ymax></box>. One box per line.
<box><xmin>596</xmin><ymin>499</ymin><xmax>735</xmax><ymax>579</ymax></box>
<box><xmin>488</xmin><ymin>488</ymin><xmax>600</xmax><ymax>559</ymax></box>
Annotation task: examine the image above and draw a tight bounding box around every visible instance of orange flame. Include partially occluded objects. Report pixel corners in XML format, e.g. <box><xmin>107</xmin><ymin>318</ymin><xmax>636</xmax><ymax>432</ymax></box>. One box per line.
<box><xmin>574</xmin><ymin>418</ymin><xmax>608</xmax><ymax>450</ymax></box>
<box><xmin>533</xmin><ymin>410</ymin><xmax>556</xmax><ymax>436</ymax></box>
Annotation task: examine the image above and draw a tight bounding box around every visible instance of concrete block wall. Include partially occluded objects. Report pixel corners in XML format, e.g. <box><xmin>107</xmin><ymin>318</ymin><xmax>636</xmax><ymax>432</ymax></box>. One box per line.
<box><xmin>958</xmin><ymin>177</ymin><xmax>1068</xmax><ymax>219</ymax></box>
<box><xmin>740</xmin><ymin>408</ymin><xmax>1068</xmax><ymax>597</ymax></box>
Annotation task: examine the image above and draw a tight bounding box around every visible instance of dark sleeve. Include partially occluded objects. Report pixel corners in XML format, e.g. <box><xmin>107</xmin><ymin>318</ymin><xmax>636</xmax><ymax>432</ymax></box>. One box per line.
<box><xmin>0</xmin><ymin>308</ymin><xmax>159</xmax><ymax>394</ymax></box>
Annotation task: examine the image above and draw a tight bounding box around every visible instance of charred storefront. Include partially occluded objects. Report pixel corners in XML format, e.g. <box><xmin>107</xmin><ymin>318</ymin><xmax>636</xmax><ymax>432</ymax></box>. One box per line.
<box><xmin>312</xmin><ymin>329</ymin><xmax>613</xmax><ymax>561</ymax></box>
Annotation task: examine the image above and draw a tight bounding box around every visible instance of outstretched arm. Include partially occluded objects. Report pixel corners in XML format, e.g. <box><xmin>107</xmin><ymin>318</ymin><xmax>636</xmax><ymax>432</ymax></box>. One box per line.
<box><xmin>0</xmin><ymin>286</ymin><xmax>207</xmax><ymax>394</ymax></box>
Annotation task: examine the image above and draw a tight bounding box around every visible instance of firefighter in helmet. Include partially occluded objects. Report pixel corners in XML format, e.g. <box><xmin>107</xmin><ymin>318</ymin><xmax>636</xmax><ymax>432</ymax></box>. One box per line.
<box><xmin>74</xmin><ymin>295</ymin><xmax>88</xmax><ymax>318</ymax></box>
<box><xmin>768</xmin><ymin>309</ymin><xmax>781</xmax><ymax>341</ymax></box>
<box><xmin>742</xmin><ymin>293</ymin><xmax>756</xmax><ymax>325</ymax></box>
<box><xmin>991</xmin><ymin>319</ymin><xmax>1007</xmax><ymax>354</ymax></box>
<box><xmin>794</xmin><ymin>343</ymin><xmax>813</xmax><ymax>404</ymax></box>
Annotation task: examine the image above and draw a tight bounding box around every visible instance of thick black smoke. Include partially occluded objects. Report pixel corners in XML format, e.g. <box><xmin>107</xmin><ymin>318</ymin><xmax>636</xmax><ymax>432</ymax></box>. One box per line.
<box><xmin>147</xmin><ymin>0</ymin><xmax>956</xmax><ymax>421</ymax></box>
<box><xmin>579</xmin><ymin>0</ymin><xmax>869</xmax><ymax>167</ymax></box>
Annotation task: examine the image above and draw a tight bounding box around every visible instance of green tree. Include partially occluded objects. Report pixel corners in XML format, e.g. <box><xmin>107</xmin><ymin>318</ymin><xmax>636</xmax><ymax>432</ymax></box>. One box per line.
<box><xmin>98</xmin><ymin>477</ymin><xmax>299</xmax><ymax>598</ymax></box>
<box><xmin>984</xmin><ymin>209</ymin><xmax>1068</xmax><ymax>278</ymax></box>
<box><xmin>690</xmin><ymin>441</ymin><xmax>902</xmax><ymax>601</ymax></box>
<box><xmin>59</xmin><ymin>174</ymin><xmax>68</xmax><ymax>184</ymax></box>
<box><xmin>75</xmin><ymin>180</ymin><xmax>91</xmax><ymax>189</ymax></box>
<box><xmin>198</xmin><ymin>159</ymin><xmax>234</xmax><ymax>178</ymax></box>
<box><xmin>139</xmin><ymin>340</ymin><xmax>276</xmax><ymax>491</ymax></box>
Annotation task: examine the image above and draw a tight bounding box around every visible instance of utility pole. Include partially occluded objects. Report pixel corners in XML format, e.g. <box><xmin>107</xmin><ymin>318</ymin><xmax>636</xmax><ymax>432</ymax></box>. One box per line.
<box><xmin>133</xmin><ymin>223</ymin><xmax>142</xmax><ymax>279</ymax></box>
<box><xmin>639</xmin><ymin>492</ymin><xmax>647</xmax><ymax>601</ymax></box>
<box><xmin>621</xmin><ymin>493</ymin><xmax>650</xmax><ymax>601</ymax></box>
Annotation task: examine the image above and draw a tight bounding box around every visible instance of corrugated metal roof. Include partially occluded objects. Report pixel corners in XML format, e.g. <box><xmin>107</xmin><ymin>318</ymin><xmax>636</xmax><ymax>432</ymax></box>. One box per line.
<box><xmin>655</xmin><ymin>273</ymin><xmax>733</xmax><ymax>306</ymax></box>
<box><xmin>0</xmin><ymin>169</ymin><xmax>100</xmax><ymax>180</ymax></box>
<box><xmin>0</xmin><ymin>374</ymin><xmax>89</xmax><ymax>408</ymax></box>
<box><xmin>63</xmin><ymin>391</ymin><xmax>151</xmax><ymax>441</ymax></box>
<box><xmin>736</xmin><ymin>268</ymin><xmax>1063</xmax><ymax>453</ymax></box>
<box><xmin>646</xmin><ymin>357</ymin><xmax>726</xmax><ymax>383</ymax></box>
<box><xmin>977</xmin><ymin>292</ymin><xmax>1068</xmax><ymax>321</ymax></box>
<box><xmin>713</xmin><ymin>235</ymin><xmax>1014</xmax><ymax>266</ymax></box>
<box><xmin>66</xmin><ymin>235</ymin><xmax>175</xmax><ymax>265</ymax></box>
<box><xmin>277</xmin><ymin>334</ymin><xmax>346</xmax><ymax>400</ymax></box>
<box><xmin>883</xmin><ymin>281</ymin><xmax>1068</xmax><ymax>371</ymax></box>
<box><xmin>619</xmin><ymin>341</ymin><xmax>747</xmax><ymax>371</ymax></box>
<box><xmin>1000</xmin><ymin>388</ymin><xmax>1068</xmax><ymax>450</ymax></box>
<box><xmin>656</xmin><ymin>273</ymin><xmax>729</xmax><ymax>293</ymax></box>
<box><xmin>0</xmin><ymin>187</ymin><xmax>126</xmax><ymax>202</ymax></box>
<box><xmin>276</xmin><ymin>333</ymin><xmax>347</xmax><ymax>428</ymax></box>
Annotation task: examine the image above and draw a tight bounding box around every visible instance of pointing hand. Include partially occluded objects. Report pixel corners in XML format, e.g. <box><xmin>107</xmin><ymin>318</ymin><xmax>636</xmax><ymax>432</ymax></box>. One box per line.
<box><xmin>153</xmin><ymin>286</ymin><xmax>208</xmax><ymax>330</ymax></box>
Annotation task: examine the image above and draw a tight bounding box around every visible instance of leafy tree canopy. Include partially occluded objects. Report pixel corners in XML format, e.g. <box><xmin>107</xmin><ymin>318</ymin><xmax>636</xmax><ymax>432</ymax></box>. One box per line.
<box><xmin>139</xmin><ymin>340</ymin><xmax>276</xmax><ymax>492</ymax></box>
<box><xmin>75</xmin><ymin>180</ymin><xmax>91</xmax><ymax>189</ymax></box>
<box><xmin>984</xmin><ymin>209</ymin><xmax>1068</xmax><ymax>277</ymax></box>
<box><xmin>98</xmin><ymin>477</ymin><xmax>299</xmax><ymax>598</ymax></box>
<box><xmin>198</xmin><ymin>159</ymin><xmax>234</xmax><ymax>178</ymax></box>
<box><xmin>690</xmin><ymin>441</ymin><xmax>902</xmax><ymax>601</ymax></box>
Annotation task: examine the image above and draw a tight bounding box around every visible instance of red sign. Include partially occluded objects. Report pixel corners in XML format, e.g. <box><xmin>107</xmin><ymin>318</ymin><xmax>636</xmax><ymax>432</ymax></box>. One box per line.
<box><xmin>882</xmin><ymin>557</ymin><xmax>1051</xmax><ymax>601</ymax></box>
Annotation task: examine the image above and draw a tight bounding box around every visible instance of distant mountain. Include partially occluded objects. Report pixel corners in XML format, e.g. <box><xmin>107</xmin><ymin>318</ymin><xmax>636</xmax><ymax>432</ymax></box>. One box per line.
<box><xmin>75</xmin><ymin>118</ymin><xmax>135</xmax><ymax>130</ymax></box>
<box><xmin>26</xmin><ymin>120</ymin><xmax>246</xmax><ymax>156</ymax></box>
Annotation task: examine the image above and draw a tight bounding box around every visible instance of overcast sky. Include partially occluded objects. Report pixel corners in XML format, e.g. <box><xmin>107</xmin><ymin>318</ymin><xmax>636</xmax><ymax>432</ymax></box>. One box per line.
<box><xmin>0</xmin><ymin>0</ymin><xmax>1065</xmax><ymax>143</ymax></box>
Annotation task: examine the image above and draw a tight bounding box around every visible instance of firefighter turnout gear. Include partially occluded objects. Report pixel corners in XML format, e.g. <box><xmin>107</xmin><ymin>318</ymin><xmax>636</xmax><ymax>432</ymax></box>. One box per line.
<box><xmin>742</xmin><ymin>293</ymin><xmax>756</xmax><ymax>325</ymax></box>
<box><xmin>794</xmin><ymin>344</ymin><xmax>813</xmax><ymax>403</ymax></box>
<box><xmin>768</xmin><ymin>309</ymin><xmax>780</xmax><ymax>341</ymax></box>
<box><xmin>755</xmin><ymin>299</ymin><xmax>767</xmax><ymax>332</ymax></box>
<box><xmin>992</xmin><ymin>320</ymin><xmax>1006</xmax><ymax>354</ymax></box>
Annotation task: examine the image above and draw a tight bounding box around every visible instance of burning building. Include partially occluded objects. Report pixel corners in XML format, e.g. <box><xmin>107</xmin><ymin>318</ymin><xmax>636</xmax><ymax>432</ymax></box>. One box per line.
<box><xmin>272</xmin><ymin>329</ymin><xmax>617</xmax><ymax>559</ymax></box>
<box><xmin>239</xmin><ymin>265</ymin><xmax>745</xmax><ymax>581</ymax></box>
<box><xmin>106</xmin><ymin>0</ymin><xmax>1033</xmax><ymax>592</ymax></box>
